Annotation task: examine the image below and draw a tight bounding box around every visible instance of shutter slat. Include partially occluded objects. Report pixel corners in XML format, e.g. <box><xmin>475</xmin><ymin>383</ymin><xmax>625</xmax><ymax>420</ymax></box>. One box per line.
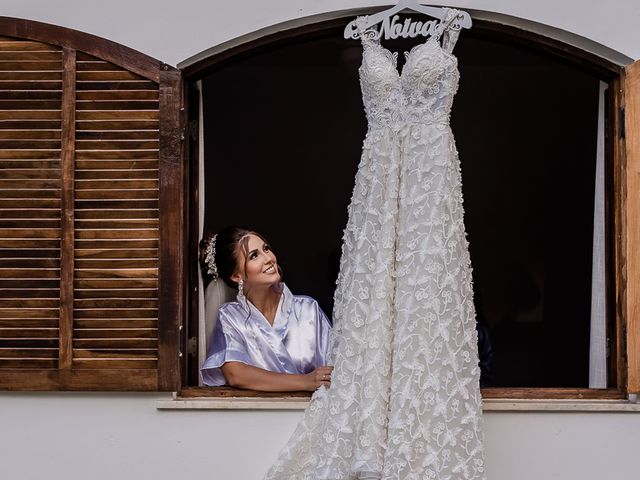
<box><xmin>74</xmin><ymin>239</ymin><xmax>158</xmax><ymax>249</ymax></box>
<box><xmin>0</xmin><ymin>278</ymin><xmax>59</xmax><ymax>287</ymax></box>
<box><xmin>76</xmin><ymin>180</ymin><xmax>158</xmax><ymax>189</ymax></box>
<box><xmin>76</xmin><ymin>202</ymin><xmax>158</xmax><ymax>211</ymax></box>
<box><xmin>76</xmin><ymin>101</ymin><xmax>159</xmax><ymax>110</ymax></box>
<box><xmin>76</xmin><ymin>121</ymin><xmax>158</xmax><ymax>130</ymax></box>
<box><xmin>0</xmin><ymin>140</ymin><xmax>61</xmax><ymax>148</ymax></box>
<box><xmin>0</xmin><ymin>290</ymin><xmax>59</xmax><ymax>298</ymax></box>
<box><xmin>0</xmin><ymin>110</ymin><xmax>61</xmax><ymax>119</ymax></box>
<box><xmin>74</xmin><ymin>288</ymin><xmax>157</xmax><ymax>299</ymax></box>
<box><xmin>75</xmin><ymin>170</ymin><xmax>159</xmax><ymax>180</ymax></box>
<box><xmin>0</xmin><ymin>72</ymin><xmax>62</xmax><ymax>80</ymax></box>
<box><xmin>0</xmin><ymin>51</ymin><xmax>62</xmax><ymax>61</ymax></box>
<box><xmin>76</xmin><ymin>111</ymin><xmax>159</xmax><ymax>121</ymax></box>
<box><xmin>74</xmin><ymin>268</ymin><xmax>157</xmax><ymax>279</ymax></box>
<box><xmin>75</xmin><ymin>299</ymin><xmax>157</xmax><ymax>308</ymax></box>
<box><xmin>73</xmin><ymin>338</ymin><xmax>156</xmax><ymax>348</ymax></box>
<box><xmin>77</xmin><ymin>90</ymin><xmax>158</xmax><ymax>100</ymax></box>
<box><xmin>76</xmin><ymin>81</ymin><xmax>157</xmax><ymax>91</ymax></box>
<box><xmin>77</xmin><ymin>71</ymin><xmax>145</xmax><ymax>81</ymax></box>
<box><xmin>0</xmin><ymin>220</ymin><xmax>60</xmax><ymax>228</ymax></box>
<box><xmin>0</xmin><ymin>199</ymin><xmax>60</xmax><ymax>208</ymax></box>
<box><xmin>74</xmin><ymin>348</ymin><xmax>155</xmax><ymax>358</ymax></box>
<box><xmin>0</xmin><ymin>228</ymin><xmax>59</xmax><ymax>239</ymax></box>
<box><xmin>0</xmin><ymin>258</ymin><xmax>60</xmax><ymax>267</ymax></box>
<box><xmin>0</xmin><ymin>247</ymin><xmax>60</xmax><ymax>256</ymax></box>
<box><xmin>0</xmin><ymin>38</ymin><xmax>60</xmax><ymax>51</ymax></box>
<box><xmin>75</xmin><ymin>192</ymin><xmax>158</xmax><ymax>201</ymax></box>
<box><xmin>0</xmin><ymin>359</ymin><xmax>58</xmax><ymax>368</ymax></box>
<box><xmin>75</xmin><ymin>256</ymin><xmax>158</xmax><ymax>266</ymax></box>
<box><xmin>75</xmin><ymin>160</ymin><xmax>158</xmax><ymax>169</ymax></box>
<box><xmin>0</xmin><ymin>327</ymin><xmax>59</xmax><ymax>336</ymax></box>
<box><xmin>0</xmin><ymin>319</ymin><xmax>59</xmax><ymax>328</ymax></box>
<box><xmin>0</xmin><ymin>81</ymin><xmax>62</xmax><ymax>90</ymax></box>
<box><xmin>75</xmin><ymin>220</ymin><xmax>158</xmax><ymax>229</ymax></box>
<box><xmin>75</xmin><ymin>209</ymin><xmax>158</xmax><ymax>220</ymax></box>
<box><xmin>75</xmin><ymin>279</ymin><xmax>157</xmax><ymax>289</ymax></box>
<box><xmin>0</xmin><ymin>298</ymin><xmax>59</xmax><ymax>307</ymax></box>
<box><xmin>72</xmin><ymin>359</ymin><xmax>157</xmax><ymax>369</ymax></box>
<box><xmin>0</xmin><ymin>169</ymin><xmax>61</xmax><ymax>179</ymax></box>
<box><xmin>0</xmin><ymin>338</ymin><xmax>58</xmax><ymax>347</ymax></box>
<box><xmin>0</xmin><ymin>348</ymin><xmax>57</xmax><ymax>358</ymax></box>
<box><xmin>0</xmin><ymin>270</ymin><xmax>60</xmax><ymax>279</ymax></box>
<box><xmin>0</xmin><ymin>91</ymin><xmax>62</xmax><ymax>100</ymax></box>
<box><xmin>76</xmin><ymin>140</ymin><xmax>159</xmax><ymax>149</ymax></box>
<box><xmin>76</xmin><ymin>130</ymin><xmax>159</xmax><ymax>140</ymax></box>
<box><xmin>0</xmin><ymin>100</ymin><xmax>62</xmax><ymax>109</ymax></box>
<box><xmin>0</xmin><ymin>130</ymin><xmax>61</xmax><ymax>139</ymax></box>
<box><xmin>0</xmin><ymin>178</ymin><xmax>61</xmax><ymax>188</ymax></box>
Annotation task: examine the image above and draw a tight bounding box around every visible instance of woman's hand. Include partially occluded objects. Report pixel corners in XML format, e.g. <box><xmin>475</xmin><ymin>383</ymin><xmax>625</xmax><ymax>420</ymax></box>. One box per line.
<box><xmin>303</xmin><ymin>365</ymin><xmax>334</xmax><ymax>391</ymax></box>
<box><xmin>221</xmin><ymin>361</ymin><xmax>334</xmax><ymax>392</ymax></box>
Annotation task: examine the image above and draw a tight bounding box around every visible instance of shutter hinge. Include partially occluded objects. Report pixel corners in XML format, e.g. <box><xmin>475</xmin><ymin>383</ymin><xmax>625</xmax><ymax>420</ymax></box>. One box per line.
<box><xmin>179</xmin><ymin>107</ymin><xmax>186</xmax><ymax>141</ymax></box>
<box><xmin>187</xmin><ymin>336</ymin><xmax>198</xmax><ymax>356</ymax></box>
<box><xmin>619</xmin><ymin>107</ymin><xmax>625</xmax><ymax>139</ymax></box>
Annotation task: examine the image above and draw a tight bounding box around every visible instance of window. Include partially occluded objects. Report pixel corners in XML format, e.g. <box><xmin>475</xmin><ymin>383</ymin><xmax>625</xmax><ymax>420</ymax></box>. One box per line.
<box><xmin>180</xmin><ymin>15</ymin><xmax>637</xmax><ymax>400</ymax></box>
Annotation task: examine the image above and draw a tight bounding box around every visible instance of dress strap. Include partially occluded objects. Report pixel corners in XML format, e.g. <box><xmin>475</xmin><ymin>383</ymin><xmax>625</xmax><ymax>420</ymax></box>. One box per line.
<box><xmin>437</xmin><ymin>7</ymin><xmax>463</xmax><ymax>54</ymax></box>
<box><xmin>354</xmin><ymin>15</ymin><xmax>378</xmax><ymax>48</ymax></box>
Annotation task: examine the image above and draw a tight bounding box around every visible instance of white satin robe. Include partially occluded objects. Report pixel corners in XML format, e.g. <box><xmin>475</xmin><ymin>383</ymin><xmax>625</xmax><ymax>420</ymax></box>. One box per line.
<box><xmin>200</xmin><ymin>282</ymin><xmax>333</xmax><ymax>386</ymax></box>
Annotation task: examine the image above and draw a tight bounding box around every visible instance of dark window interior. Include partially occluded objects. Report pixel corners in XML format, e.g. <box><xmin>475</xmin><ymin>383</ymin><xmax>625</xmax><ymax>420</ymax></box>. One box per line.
<box><xmin>200</xmin><ymin>24</ymin><xmax>605</xmax><ymax>388</ymax></box>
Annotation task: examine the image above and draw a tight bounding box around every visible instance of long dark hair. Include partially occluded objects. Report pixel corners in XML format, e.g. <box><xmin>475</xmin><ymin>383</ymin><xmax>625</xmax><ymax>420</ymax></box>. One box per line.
<box><xmin>198</xmin><ymin>226</ymin><xmax>283</xmax><ymax>291</ymax></box>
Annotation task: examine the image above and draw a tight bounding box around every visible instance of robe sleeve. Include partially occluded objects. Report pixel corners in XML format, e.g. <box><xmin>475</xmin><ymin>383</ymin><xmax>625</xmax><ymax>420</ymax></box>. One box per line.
<box><xmin>200</xmin><ymin>308</ymin><xmax>253</xmax><ymax>386</ymax></box>
<box><xmin>314</xmin><ymin>302</ymin><xmax>333</xmax><ymax>367</ymax></box>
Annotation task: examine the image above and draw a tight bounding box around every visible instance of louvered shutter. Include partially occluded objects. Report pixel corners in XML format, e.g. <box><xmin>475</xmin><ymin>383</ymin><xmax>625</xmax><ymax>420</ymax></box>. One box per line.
<box><xmin>624</xmin><ymin>59</ymin><xmax>640</xmax><ymax>396</ymax></box>
<box><xmin>0</xmin><ymin>19</ymin><xmax>182</xmax><ymax>391</ymax></box>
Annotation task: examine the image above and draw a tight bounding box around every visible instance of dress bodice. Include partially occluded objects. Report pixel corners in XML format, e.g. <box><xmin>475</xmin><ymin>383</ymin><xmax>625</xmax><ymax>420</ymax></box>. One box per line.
<box><xmin>356</xmin><ymin>7</ymin><xmax>462</xmax><ymax>131</ymax></box>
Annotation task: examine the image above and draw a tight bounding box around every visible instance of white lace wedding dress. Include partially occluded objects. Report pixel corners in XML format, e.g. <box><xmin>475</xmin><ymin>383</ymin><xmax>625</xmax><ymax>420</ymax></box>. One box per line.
<box><xmin>264</xmin><ymin>8</ymin><xmax>487</xmax><ymax>479</ymax></box>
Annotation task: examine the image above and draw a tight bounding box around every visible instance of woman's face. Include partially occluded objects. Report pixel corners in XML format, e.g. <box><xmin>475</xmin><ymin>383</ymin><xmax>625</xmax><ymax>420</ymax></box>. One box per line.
<box><xmin>232</xmin><ymin>233</ymin><xmax>280</xmax><ymax>289</ymax></box>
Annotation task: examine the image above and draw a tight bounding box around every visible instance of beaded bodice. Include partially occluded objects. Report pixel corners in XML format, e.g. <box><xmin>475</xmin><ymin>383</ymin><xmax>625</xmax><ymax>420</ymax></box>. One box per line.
<box><xmin>356</xmin><ymin>7</ymin><xmax>462</xmax><ymax>131</ymax></box>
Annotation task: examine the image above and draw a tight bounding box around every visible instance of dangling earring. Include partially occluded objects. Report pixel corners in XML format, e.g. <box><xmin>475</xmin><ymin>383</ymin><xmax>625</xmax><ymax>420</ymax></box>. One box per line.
<box><xmin>238</xmin><ymin>278</ymin><xmax>244</xmax><ymax>297</ymax></box>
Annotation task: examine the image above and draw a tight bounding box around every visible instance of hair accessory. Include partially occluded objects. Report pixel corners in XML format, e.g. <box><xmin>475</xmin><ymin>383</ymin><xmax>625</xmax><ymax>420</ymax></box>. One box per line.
<box><xmin>204</xmin><ymin>233</ymin><xmax>218</xmax><ymax>281</ymax></box>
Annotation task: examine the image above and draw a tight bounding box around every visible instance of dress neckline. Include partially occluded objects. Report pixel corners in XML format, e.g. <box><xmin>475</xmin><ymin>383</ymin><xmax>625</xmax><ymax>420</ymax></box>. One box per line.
<box><xmin>355</xmin><ymin>12</ymin><xmax>458</xmax><ymax>80</ymax></box>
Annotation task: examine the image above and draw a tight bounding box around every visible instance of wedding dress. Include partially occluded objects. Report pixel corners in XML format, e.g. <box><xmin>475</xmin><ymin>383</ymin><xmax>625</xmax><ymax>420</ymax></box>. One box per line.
<box><xmin>264</xmin><ymin>7</ymin><xmax>486</xmax><ymax>479</ymax></box>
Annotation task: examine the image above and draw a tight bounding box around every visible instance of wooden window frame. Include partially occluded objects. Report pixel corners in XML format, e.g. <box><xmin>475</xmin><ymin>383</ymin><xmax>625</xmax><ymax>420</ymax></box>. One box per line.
<box><xmin>178</xmin><ymin>14</ymin><xmax>639</xmax><ymax>402</ymax></box>
<box><xmin>0</xmin><ymin>17</ymin><xmax>183</xmax><ymax>391</ymax></box>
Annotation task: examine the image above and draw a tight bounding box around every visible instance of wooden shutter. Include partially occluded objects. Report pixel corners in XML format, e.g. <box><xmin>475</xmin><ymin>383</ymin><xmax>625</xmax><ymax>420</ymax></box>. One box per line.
<box><xmin>0</xmin><ymin>18</ymin><xmax>182</xmax><ymax>391</ymax></box>
<box><xmin>624</xmin><ymin>59</ymin><xmax>640</xmax><ymax>396</ymax></box>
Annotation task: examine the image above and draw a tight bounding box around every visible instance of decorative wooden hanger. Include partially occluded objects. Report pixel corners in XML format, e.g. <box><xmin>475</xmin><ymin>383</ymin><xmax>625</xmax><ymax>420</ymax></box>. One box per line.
<box><xmin>344</xmin><ymin>1</ymin><xmax>472</xmax><ymax>40</ymax></box>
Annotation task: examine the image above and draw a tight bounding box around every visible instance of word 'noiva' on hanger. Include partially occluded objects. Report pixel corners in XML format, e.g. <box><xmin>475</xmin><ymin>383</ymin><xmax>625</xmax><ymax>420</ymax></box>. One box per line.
<box><xmin>343</xmin><ymin>1</ymin><xmax>472</xmax><ymax>40</ymax></box>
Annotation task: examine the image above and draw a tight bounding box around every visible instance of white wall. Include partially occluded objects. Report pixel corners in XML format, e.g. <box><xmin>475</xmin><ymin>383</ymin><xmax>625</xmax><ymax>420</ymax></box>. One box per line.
<box><xmin>1</xmin><ymin>2</ymin><xmax>639</xmax><ymax>479</ymax></box>
<box><xmin>1</xmin><ymin>0</ymin><xmax>639</xmax><ymax>66</ymax></box>
<box><xmin>1</xmin><ymin>393</ymin><xmax>639</xmax><ymax>480</ymax></box>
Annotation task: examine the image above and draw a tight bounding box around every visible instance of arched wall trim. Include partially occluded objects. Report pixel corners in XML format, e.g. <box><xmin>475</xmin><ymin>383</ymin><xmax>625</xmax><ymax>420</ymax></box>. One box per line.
<box><xmin>0</xmin><ymin>17</ymin><xmax>183</xmax><ymax>391</ymax></box>
<box><xmin>178</xmin><ymin>7</ymin><xmax>630</xmax><ymax>80</ymax></box>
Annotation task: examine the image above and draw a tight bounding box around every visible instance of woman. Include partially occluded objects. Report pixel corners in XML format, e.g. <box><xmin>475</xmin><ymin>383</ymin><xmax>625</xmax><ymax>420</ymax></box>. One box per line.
<box><xmin>199</xmin><ymin>226</ymin><xmax>334</xmax><ymax>391</ymax></box>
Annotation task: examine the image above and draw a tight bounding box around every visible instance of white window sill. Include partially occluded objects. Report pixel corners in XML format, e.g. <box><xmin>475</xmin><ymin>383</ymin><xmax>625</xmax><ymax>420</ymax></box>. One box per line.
<box><xmin>157</xmin><ymin>396</ymin><xmax>640</xmax><ymax>412</ymax></box>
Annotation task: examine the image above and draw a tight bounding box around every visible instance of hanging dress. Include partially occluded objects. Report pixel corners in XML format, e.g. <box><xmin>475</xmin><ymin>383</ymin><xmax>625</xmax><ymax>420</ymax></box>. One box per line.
<box><xmin>264</xmin><ymin>7</ymin><xmax>487</xmax><ymax>479</ymax></box>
